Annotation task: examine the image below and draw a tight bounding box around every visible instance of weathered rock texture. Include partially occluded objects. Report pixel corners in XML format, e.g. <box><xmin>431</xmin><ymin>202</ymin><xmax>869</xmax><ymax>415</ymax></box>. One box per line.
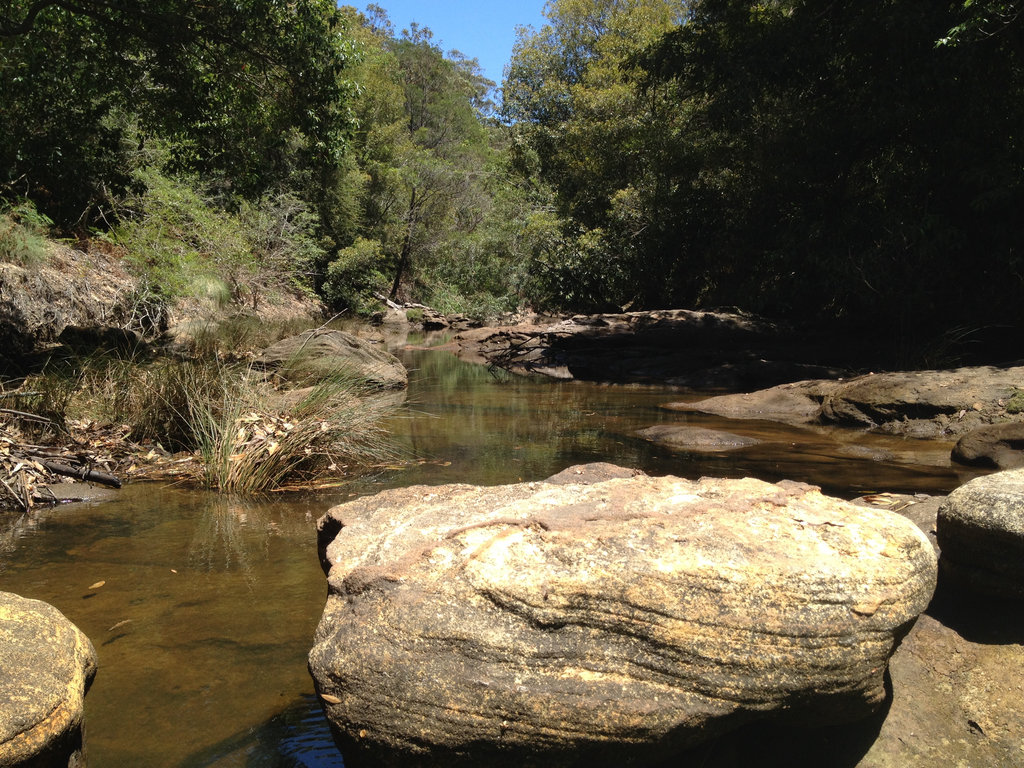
<box><xmin>951</xmin><ymin>421</ymin><xmax>1024</xmax><ymax>469</ymax></box>
<box><xmin>0</xmin><ymin>592</ymin><xmax>97</xmax><ymax>768</ymax></box>
<box><xmin>256</xmin><ymin>329</ymin><xmax>407</xmax><ymax>389</ymax></box>
<box><xmin>309</xmin><ymin>464</ymin><xmax>937</xmax><ymax>767</ymax></box>
<box><xmin>673</xmin><ymin>367</ymin><xmax>1024</xmax><ymax>440</ymax></box>
<box><xmin>937</xmin><ymin>468</ymin><xmax>1024</xmax><ymax>598</ymax></box>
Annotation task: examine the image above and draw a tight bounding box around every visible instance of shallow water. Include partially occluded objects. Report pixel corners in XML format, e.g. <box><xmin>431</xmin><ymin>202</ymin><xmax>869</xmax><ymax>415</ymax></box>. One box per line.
<box><xmin>0</xmin><ymin>343</ymin><xmax>983</xmax><ymax>767</ymax></box>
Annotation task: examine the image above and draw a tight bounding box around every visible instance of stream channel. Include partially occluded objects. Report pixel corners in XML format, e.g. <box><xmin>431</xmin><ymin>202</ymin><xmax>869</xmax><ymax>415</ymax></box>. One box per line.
<box><xmin>0</xmin><ymin>335</ymin><xmax>983</xmax><ymax>767</ymax></box>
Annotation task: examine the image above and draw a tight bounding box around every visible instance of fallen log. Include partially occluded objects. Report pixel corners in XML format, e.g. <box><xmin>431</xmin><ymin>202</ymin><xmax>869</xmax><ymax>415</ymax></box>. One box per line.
<box><xmin>33</xmin><ymin>459</ymin><xmax>122</xmax><ymax>489</ymax></box>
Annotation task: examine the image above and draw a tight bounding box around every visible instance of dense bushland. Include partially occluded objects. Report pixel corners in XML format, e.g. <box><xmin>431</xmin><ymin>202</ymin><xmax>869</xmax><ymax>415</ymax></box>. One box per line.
<box><xmin>504</xmin><ymin>0</ymin><xmax>1024</xmax><ymax>358</ymax></box>
<box><xmin>3</xmin><ymin>0</ymin><xmax>1024</xmax><ymax>356</ymax></box>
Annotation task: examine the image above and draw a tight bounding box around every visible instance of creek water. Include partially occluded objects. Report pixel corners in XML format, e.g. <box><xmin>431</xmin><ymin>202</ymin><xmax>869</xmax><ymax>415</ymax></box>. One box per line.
<box><xmin>0</xmin><ymin>340</ymin><xmax>982</xmax><ymax>767</ymax></box>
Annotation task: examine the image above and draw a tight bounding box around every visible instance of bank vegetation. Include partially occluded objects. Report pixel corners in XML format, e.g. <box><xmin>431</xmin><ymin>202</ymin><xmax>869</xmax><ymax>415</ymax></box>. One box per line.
<box><xmin>3</xmin><ymin>0</ymin><xmax>1023</xmax><ymax>499</ymax></box>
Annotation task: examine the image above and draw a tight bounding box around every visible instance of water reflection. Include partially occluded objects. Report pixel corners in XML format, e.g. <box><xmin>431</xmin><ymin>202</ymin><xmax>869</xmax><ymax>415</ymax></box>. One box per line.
<box><xmin>188</xmin><ymin>497</ymin><xmax>279</xmax><ymax>591</ymax></box>
<box><xmin>348</xmin><ymin>347</ymin><xmax>977</xmax><ymax>498</ymax></box>
<box><xmin>0</xmin><ymin>345</ymin><xmax>988</xmax><ymax>767</ymax></box>
<box><xmin>0</xmin><ymin>486</ymin><xmax>332</xmax><ymax>768</ymax></box>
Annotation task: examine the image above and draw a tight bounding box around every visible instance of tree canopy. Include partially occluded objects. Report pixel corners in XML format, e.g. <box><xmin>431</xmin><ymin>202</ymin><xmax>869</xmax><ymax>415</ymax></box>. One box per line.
<box><xmin>0</xmin><ymin>0</ymin><xmax>356</xmax><ymax>226</ymax></box>
<box><xmin>504</xmin><ymin>0</ymin><xmax>1024</xmax><ymax>354</ymax></box>
<box><xmin>3</xmin><ymin>0</ymin><xmax>1023</xmax><ymax>358</ymax></box>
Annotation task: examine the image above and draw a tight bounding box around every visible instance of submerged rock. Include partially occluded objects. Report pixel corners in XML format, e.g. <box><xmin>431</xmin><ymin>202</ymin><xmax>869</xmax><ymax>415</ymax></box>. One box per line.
<box><xmin>937</xmin><ymin>468</ymin><xmax>1024</xmax><ymax>598</ymax></box>
<box><xmin>635</xmin><ymin>424</ymin><xmax>761</xmax><ymax>452</ymax></box>
<box><xmin>0</xmin><ymin>592</ymin><xmax>97</xmax><ymax>768</ymax></box>
<box><xmin>255</xmin><ymin>329</ymin><xmax>407</xmax><ymax>389</ymax></box>
<box><xmin>309</xmin><ymin>465</ymin><xmax>936</xmax><ymax>767</ymax></box>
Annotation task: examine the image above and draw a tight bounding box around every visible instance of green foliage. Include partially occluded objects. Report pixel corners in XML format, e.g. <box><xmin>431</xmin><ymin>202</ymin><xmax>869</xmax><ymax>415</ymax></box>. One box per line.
<box><xmin>503</xmin><ymin>0</ymin><xmax>694</xmax><ymax>310</ymax></box>
<box><xmin>1</xmin><ymin>0</ymin><xmax>357</xmax><ymax>230</ymax></box>
<box><xmin>112</xmin><ymin>163</ymin><xmax>325</xmax><ymax>314</ymax></box>
<box><xmin>0</xmin><ymin>200</ymin><xmax>52</xmax><ymax>266</ymax></box>
<box><xmin>939</xmin><ymin>0</ymin><xmax>1022</xmax><ymax>45</ymax></box>
<box><xmin>334</xmin><ymin>8</ymin><xmax>512</xmax><ymax>312</ymax></box>
<box><xmin>113</xmin><ymin>166</ymin><xmax>247</xmax><ymax>304</ymax></box>
<box><xmin>505</xmin><ymin>0</ymin><xmax>1024</xmax><ymax>348</ymax></box>
<box><xmin>322</xmin><ymin>237</ymin><xmax>390</xmax><ymax>315</ymax></box>
<box><xmin>1007</xmin><ymin>389</ymin><xmax>1024</xmax><ymax>414</ymax></box>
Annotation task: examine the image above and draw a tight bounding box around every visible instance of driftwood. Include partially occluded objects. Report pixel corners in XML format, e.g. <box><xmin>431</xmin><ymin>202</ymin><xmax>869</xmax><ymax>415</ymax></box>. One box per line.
<box><xmin>33</xmin><ymin>458</ymin><xmax>122</xmax><ymax>489</ymax></box>
<box><xmin>1</xmin><ymin>408</ymin><xmax>124</xmax><ymax>510</ymax></box>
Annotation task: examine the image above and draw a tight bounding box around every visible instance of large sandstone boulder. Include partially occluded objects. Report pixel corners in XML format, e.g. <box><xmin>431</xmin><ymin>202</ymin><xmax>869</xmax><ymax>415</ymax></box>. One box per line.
<box><xmin>255</xmin><ymin>329</ymin><xmax>407</xmax><ymax>389</ymax></box>
<box><xmin>0</xmin><ymin>593</ymin><xmax>97</xmax><ymax>768</ymax></box>
<box><xmin>309</xmin><ymin>464</ymin><xmax>937</xmax><ymax>767</ymax></box>
<box><xmin>937</xmin><ymin>468</ymin><xmax>1024</xmax><ymax>598</ymax></box>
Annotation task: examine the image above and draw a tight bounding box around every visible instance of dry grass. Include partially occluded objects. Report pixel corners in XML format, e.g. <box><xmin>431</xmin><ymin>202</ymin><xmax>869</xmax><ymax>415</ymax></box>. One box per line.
<box><xmin>6</xmin><ymin>334</ymin><xmax>400</xmax><ymax>495</ymax></box>
<box><xmin>193</xmin><ymin>375</ymin><xmax>397</xmax><ymax>493</ymax></box>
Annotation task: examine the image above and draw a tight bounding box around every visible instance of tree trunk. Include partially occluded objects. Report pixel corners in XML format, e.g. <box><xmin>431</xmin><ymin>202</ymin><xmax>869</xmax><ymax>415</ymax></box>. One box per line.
<box><xmin>390</xmin><ymin>188</ymin><xmax>418</xmax><ymax>300</ymax></box>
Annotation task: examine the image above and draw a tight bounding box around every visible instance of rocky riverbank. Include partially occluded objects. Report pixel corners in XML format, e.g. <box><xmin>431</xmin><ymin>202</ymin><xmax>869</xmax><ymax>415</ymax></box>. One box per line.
<box><xmin>425</xmin><ymin>311</ymin><xmax>1024</xmax><ymax>469</ymax></box>
<box><xmin>429</xmin><ymin>309</ymin><xmax>850</xmax><ymax>389</ymax></box>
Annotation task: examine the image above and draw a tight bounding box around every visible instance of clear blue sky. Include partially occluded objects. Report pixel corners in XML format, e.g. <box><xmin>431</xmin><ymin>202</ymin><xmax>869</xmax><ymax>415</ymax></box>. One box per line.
<box><xmin>355</xmin><ymin>2</ymin><xmax>550</xmax><ymax>86</ymax></box>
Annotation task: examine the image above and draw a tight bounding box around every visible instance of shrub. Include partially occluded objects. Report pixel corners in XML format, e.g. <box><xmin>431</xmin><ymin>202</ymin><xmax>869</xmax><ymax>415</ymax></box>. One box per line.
<box><xmin>322</xmin><ymin>237</ymin><xmax>390</xmax><ymax>315</ymax></box>
<box><xmin>113</xmin><ymin>166</ymin><xmax>325</xmax><ymax>311</ymax></box>
<box><xmin>193</xmin><ymin>373</ymin><xmax>398</xmax><ymax>493</ymax></box>
<box><xmin>0</xmin><ymin>201</ymin><xmax>53</xmax><ymax>267</ymax></box>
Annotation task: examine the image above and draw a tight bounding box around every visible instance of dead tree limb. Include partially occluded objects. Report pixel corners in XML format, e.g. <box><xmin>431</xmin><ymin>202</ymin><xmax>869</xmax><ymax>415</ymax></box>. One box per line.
<box><xmin>33</xmin><ymin>459</ymin><xmax>122</xmax><ymax>489</ymax></box>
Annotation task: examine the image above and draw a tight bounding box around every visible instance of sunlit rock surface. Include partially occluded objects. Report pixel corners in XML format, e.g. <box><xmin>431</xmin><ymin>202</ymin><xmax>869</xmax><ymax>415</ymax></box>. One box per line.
<box><xmin>675</xmin><ymin>367</ymin><xmax>1024</xmax><ymax>440</ymax></box>
<box><xmin>0</xmin><ymin>592</ymin><xmax>97</xmax><ymax>768</ymax></box>
<box><xmin>309</xmin><ymin>464</ymin><xmax>936</xmax><ymax>767</ymax></box>
<box><xmin>937</xmin><ymin>468</ymin><xmax>1024</xmax><ymax>598</ymax></box>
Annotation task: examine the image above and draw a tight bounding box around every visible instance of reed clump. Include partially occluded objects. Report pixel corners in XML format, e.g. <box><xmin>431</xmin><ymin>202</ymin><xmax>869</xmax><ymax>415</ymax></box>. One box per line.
<box><xmin>6</xmin><ymin>323</ymin><xmax>399</xmax><ymax>495</ymax></box>
<box><xmin>192</xmin><ymin>372</ymin><xmax>397</xmax><ymax>494</ymax></box>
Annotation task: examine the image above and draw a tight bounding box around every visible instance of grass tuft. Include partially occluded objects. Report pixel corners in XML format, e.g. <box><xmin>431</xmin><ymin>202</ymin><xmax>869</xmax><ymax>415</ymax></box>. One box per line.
<box><xmin>193</xmin><ymin>373</ymin><xmax>397</xmax><ymax>494</ymax></box>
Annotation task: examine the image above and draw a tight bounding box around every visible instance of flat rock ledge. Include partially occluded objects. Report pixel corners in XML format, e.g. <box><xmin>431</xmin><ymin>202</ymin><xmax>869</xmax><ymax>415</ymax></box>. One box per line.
<box><xmin>670</xmin><ymin>366</ymin><xmax>1024</xmax><ymax>440</ymax></box>
<box><xmin>430</xmin><ymin>309</ymin><xmax>848</xmax><ymax>388</ymax></box>
<box><xmin>937</xmin><ymin>468</ymin><xmax>1024</xmax><ymax>598</ymax></box>
<box><xmin>0</xmin><ymin>592</ymin><xmax>97</xmax><ymax>768</ymax></box>
<box><xmin>308</xmin><ymin>464</ymin><xmax>937</xmax><ymax>767</ymax></box>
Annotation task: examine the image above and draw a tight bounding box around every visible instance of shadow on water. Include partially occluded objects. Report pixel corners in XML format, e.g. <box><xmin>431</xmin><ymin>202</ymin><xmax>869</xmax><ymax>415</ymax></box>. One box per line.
<box><xmin>179</xmin><ymin>695</ymin><xmax>343</xmax><ymax>768</ymax></box>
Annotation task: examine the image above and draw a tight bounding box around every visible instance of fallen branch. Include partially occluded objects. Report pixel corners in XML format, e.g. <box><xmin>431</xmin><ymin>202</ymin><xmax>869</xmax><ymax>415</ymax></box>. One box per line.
<box><xmin>32</xmin><ymin>459</ymin><xmax>122</xmax><ymax>489</ymax></box>
<box><xmin>0</xmin><ymin>408</ymin><xmax>53</xmax><ymax>424</ymax></box>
